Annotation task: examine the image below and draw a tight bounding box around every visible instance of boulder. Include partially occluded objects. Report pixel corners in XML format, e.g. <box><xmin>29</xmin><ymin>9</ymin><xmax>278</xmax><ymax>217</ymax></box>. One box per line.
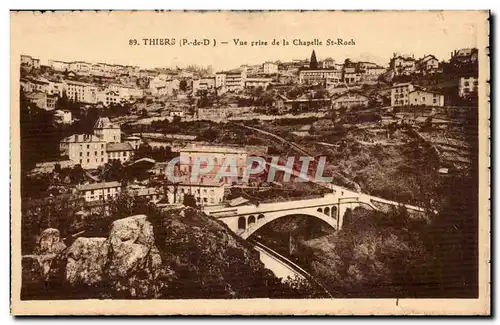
<box><xmin>106</xmin><ymin>215</ymin><xmax>167</xmax><ymax>297</ymax></box>
<box><xmin>107</xmin><ymin>215</ymin><xmax>156</xmax><ymax>279</ymax></box>
<box><xmin>34</xmin><ymin>228</ymin><xmax>66</xmax><ymax>255</ymax></box>
<box><xmin>65</xmin><ymin>237</ymin><xmax>108</xmax><ymax>286</ymax></box>
<box><xmin>62</xmin><ymin>215</ymin><xmax>169</xmax><ymax>298</ymax></box>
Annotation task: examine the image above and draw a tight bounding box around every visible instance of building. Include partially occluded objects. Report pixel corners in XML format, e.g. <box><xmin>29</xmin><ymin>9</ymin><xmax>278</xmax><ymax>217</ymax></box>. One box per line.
<box><xmin>361</xmin><ymin>65</ymin><xmax>386</xmax><ymax>81</ymax></box>
<box><xmin>149</xmin><ymin>76</ymin><xmax>180</xmax><ymax>96</ymax></box>
<box><xmin>60</xmin><ymin>134</ymin><xmax>108</xmax><ymax>169</ymax></box>
<box><xmin>275</xmin><ymin>94</ymin><xmax>331</xmax><ymax>112</ymax></box>
<box><xmin>408</xmin><ymin>89</ymin><xmax>445</xmax><ymax>107</ymax></box>
<box><xmin>321</xmin><ymin>58</ymin><xmax>336</xmax><ymax>69</ymax></box>
<box><xmin>179</xmin><ymin>144</ymin><xmax>248</xmax><ymax>186</ymax></box>
<box><xmin>29</xmin><ymin>79</ymin><xmax>50</xmax><ymax>93</ymax></box>
<box><xmin>21</xmin><ymin>55</ymin><xmax>40</xmax><ymax>69</ymax></box>
<box><xmin>245</xmin><ymin>77</ymin><xmax>272</xmax><ymax>89</ymax></box>
<box><xmin>215</xmin><ymin>70</ymin><xmax>247</xmax><ymax>92</ymax></box>
<box><xmin>64</xmin><ymin>80</ymin><xmax>98</xmax><ymax>104</ymax></box>
<box><xmin>417</xmin><ymin>55</ymin><xmax>439</xmax><ymax>75</ymax></box>
<box><xmin>107</xmin><ymin>142</ymin><xmax>134</xmax><ymax>164</ymax></box>
<box><xmin>54</xmin><ymin>110</ymin><xmax>72</xmax><ymax>124</ymax></box>
<box><xmin>342</xmin><ymin>69</ymin><xmax>362</xmax><ymax>84</ymax></box>
<box><xmin>215</xmin><ymin>73</ymin><xmax>227</xmax><ymax>91</ymax></box>
<box><xmin>192</xmin><ymin>77</ymin><xmax>216</xmax><ymax>94</ymax></box>
<box><xmin>76</xmin><ymin>181</ymin><xmax>122</xmax><ymax>202</ymax></box>
<box><xmin>458</xmin><ymin>76</ymin><xmax>479</xmax><ymax>98</ymax></box>
<box><xmin>451</xmin><ymin>48</ymin><xmax>479</xmax><ymax>65</ymax></box>
<box><xmin>96</xmin><ymin>90</ymin><xmax>121</xmax><ymax>106</ymax></box>
<box><xmin>225</xmin><ymin>70</ymin><xmax>247</xmax><ymax>92</ymax></box>
<box><xmin>129</xmin><ymin>186</ymin><xmax>162</xmax><ymax>202</ymax></box>
<box><xmin>166</xmin><ymin>177</ymin><xmax>225</xmax><ymax>206</ymax></box>
<box><xmin>26</xmin><ymin>91</ymin><xmax>57</xmax><ymax>110</ymax></box>
<box><xmin>299</xmin><ymin>68</ymin><xmax>339</xmax><ymax>85</ymax></box>
<box><xmin>390</xmin><ymin>82</ymin><xmax>415</xmax><ymax>107</ymax></box>
<box><xmin>48</xmin><ymin>60</ymin><xmax>70</xmax><ymax>71</ymax></box>
<box><xmin>26</xmin><ymin>92</ymin><xmax>49</xmax><ymax>110</ymax></box>
<box><xmin>108</xmin><ymin>84</ymin><xmax>144</xmax><ymax>99</ymax></box>
<box><xmin>47</xmin><ymin>80</ymin><xmax>65</xmax><ymax>96</ymax></box>
<box><xmin>169</xmin><ymin>109</ymin><xmax>185</xmax><ymax>118</ymax></box>
<box><xmin>93</xmin><ymin>117</ymin><xmax>121</xmax><ymax>143</ymax></box>
<box><xmin>69</xmin><ymin>61</ymin><xmax>92</xmax><ymax>75</ymax></box>
<box><xmin>331</xmin><ymin>91</ymin><xmax>370</xmax><ymax>110</ymax></box>
<box><xmin>389</xmin><ymin>54</ymin><xmax>417</xmax><ymax>76</ymax></box>
<box><xmin>124</xmin><ymin>136</ymin><xmax>142</xmax><ymax>150</ymax></box>
<box><xmin>263</xmin><ymin>62</ymin><xmax>278</xmax><ymax>74</ymax></box>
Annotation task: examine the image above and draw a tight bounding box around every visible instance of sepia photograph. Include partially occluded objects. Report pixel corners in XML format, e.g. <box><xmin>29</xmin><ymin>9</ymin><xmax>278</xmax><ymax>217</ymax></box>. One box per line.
<box><xmin>10</xmin><ymin>10</ymin><xmax>490</xmax><ymax>315</ymax></box>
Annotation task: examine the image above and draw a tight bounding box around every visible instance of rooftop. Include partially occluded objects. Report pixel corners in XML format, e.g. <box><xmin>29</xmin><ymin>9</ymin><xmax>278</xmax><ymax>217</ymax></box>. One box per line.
<box><xmin>76</xmin><ymin>181</ymin><xmax>121</xmax><ymax>191</ymax></box>
<box><xmin>180</xmin><ymin>144</ymin><xmax>246</xmax><ymax>154</ymax></box>
<box><xmin>179</xmin><ymin>177</ymin><xmax>224</xmax><ymax>187</ymax></box>
<box><xmin>94</xmin><ymin>117</ymin><xmax>119</xmax><ymax>129</ymax></box>
<box><xmin>106</xmin><ymin>142</ymin><xmax>134</xmax><ymax>152</ymax></box>
<box><xmin>61</xmin><ymin>134</ymin><xmax>104</xmax><ymax>143</ymax></box>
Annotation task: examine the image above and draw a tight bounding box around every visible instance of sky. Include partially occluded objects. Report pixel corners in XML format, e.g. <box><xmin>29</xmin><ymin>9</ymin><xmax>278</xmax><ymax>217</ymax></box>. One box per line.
<box><xmin>11</xmin><ymin>11</ymin><xmax>485</xmax><ymax>71</ymax></box>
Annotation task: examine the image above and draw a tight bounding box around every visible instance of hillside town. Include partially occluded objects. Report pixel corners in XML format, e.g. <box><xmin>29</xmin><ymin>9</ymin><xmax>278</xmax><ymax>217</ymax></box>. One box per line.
<box><xmin>20</xmin><ymin>47</ymin><xmax>479</xmax><ymax>299</ymax></box>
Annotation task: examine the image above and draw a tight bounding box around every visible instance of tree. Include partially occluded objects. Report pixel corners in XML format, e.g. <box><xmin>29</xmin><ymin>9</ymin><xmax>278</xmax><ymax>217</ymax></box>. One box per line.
<box><xmin>310</xmin><ymin>50</ymin><xmax>318</xmax><ymax>69</ymax></box>
<box><xmin>179</xmin><ymin>79</ymin><xmax>188</xmax><ymax>92</ymax></box>
<box><xmin>183</xmin><ymin>193</ymin><xmax>197</xmax><ymax>208</ymax></box>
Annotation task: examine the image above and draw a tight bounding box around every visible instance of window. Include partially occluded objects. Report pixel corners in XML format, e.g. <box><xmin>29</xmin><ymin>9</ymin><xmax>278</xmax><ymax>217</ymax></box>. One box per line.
<box><xmin>203</xmin><ymin>198</ymin><xmax>208</xmax><ymax>203</ymax></box>
<box><xmin>464</xmin><ymin>81</ymin><xmax>470</xmax><ymax>87</ymax></box>
<box><xmin>80</xmin><ymin>152</ymin><xmax>82</xmax><ymax>156</ymax></box>
<box><xmin>101</xmin><ymin>158</ymin><xmax>104</xmax><ymax>162</ymax></box>
<box><xmin>95</xmin><ymin>151</ymin><xmax>97</xmax><ymax>156</ymax></box>
<box><xmin>87</xmin><ymin>159</ymin><xmax>90</xmax><ymax>163</ymax></box>
<box><xmin>87</xmin><ymin>144</ymin><xmax>90</xmax><ymax>149</ymax></box>
<box><xmin>101</xmin><ymin>151</ymin><xmax>104</xmax><ymax>155</ymax></box>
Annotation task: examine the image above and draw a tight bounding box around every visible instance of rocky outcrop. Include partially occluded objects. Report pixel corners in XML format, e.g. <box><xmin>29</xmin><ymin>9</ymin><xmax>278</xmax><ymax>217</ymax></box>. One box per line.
<box><xmin>105</xmin><ymin>215</ymin><xmax>168</xmax><ymax>298</ymax></box>
<box><xmin>34</xmin><ymin>228</ymin><xmax>66</xmax><ymax>255</ymax></box>
<box><xmin>62</xmin><ymin>215</ymin><xmax>170</xmax><ymax>298</ymax></box>
<box><xmin>65</xmin><ymin>237</ymin><xmax>108</xmax><ymax>286</ymax></box>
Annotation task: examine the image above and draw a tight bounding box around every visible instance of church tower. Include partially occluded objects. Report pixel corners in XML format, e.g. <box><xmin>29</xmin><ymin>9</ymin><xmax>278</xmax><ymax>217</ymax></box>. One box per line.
<box><xmin>310</xmin><ymin>50</ymin><xmax>318</xmax><ymax>69</ymax></box>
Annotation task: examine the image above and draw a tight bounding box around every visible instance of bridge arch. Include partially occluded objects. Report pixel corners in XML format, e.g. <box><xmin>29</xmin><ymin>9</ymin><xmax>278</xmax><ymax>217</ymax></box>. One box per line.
<box><xmin>240</xmin><ymin>208</ymin><xmax>338</xmax><ymax>240</ymax></box>
<box><xmin>324</xmin><ymin>207</ymin><xmax>330</xmax><ymax>216</ymax></box>
<box><xmin>248</xmin><ymin>215</ymin><xmax>256</xmax><ymax>225</ymax></box>
<box><xmin>331</xmin><ymin>206</ymin><xmax>338</xmax><ymax>219</ymax></box>
<box><xmin>238</xmin><ymin>216</ymin><xmax>246</xmax><ymax>230</ymax></box>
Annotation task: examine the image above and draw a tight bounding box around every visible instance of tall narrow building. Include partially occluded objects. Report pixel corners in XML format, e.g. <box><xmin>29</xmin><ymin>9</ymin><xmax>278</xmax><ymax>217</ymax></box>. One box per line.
<box><xmin>93</xmin><ymin>117</ymin><xmax>121</xmax><ymax>143</ymax></box>
<box><xmin>310</xmin><ymin>50</ymin><xmax>318</xmax><ymax>69</ymax></box>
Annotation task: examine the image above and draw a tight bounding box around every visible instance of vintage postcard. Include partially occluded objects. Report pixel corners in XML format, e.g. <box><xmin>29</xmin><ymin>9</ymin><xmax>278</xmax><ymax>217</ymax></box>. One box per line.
<box><xmin>10</xmin><ymin>10</ymin><xmax>490</xmax><ymax>315</ymax></box>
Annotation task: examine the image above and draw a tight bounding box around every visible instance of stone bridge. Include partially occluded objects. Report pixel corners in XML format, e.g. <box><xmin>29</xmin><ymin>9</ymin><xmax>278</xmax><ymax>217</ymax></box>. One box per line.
<box><xmin>204</xmin><ymin>193</ymin><xmax>377</xmax><ymax>239</ymax></box>
<box><xmin>204</xmin><ymin>188</ymin><xmax>426</xmax><ymax>239</ymax></box>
